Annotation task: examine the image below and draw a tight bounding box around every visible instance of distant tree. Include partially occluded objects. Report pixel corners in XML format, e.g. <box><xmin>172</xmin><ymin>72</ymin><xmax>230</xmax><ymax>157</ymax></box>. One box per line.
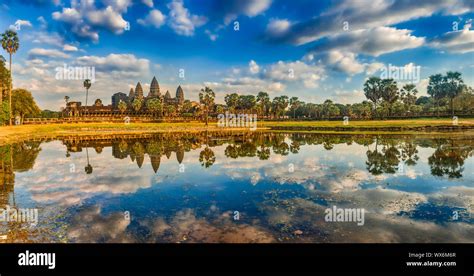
<box><xmin>199</xmin><ymin>86</ymin><xmax>215</xmax><ymax>126</ymax></box>
<box><xmin>256</xmin><ymin>91</ymin><xmax>271</xmax><ymax>117</ymax></box>
<box><xmin>400</xmin><ymin>84</ymin><xmax>418</xmax><ymax>114</ymax></box>
<box><xmin>289</xmin><ymin>96</ymin><xmax>301</xmax><ymax>119</ymax></box>
<box><xmin>146</xmin><ymin>98</ymin><xmax>162</xmax><ymax>115</ymax></box>
<box><xmin>363</xmin><ymin>77</ymin><xmax>383</xmax><ymax>118</ymax></box>
<box><xmin>215</xmin><ymin>104</ymin><xmax>225</xmax><ymax>114</ymax></box>
<box><xmin>0</xmin><ymin>55</ymin><xmax>11</xmax><ymax>125</ymax></box>
<box><xmin>165</xmin><ymin>104</ymin><xmax>176</xmax><ymax>117</ymax></box>
<box><xmin>238</xmin><ymin>94</ymin><xmax>256</xmax><ymax>113</ymax></box>
<box><xmin>1</xmin><ymin>29</ymin><xmax>20</xmax><ymax>125</ymax></box>
<box><xmin>453</xmin><ymin>86</ymin><xmax>474</xmax><ymax>113</ymax></box>
<box><xmin>351</xmin><ymin>101</ymin><xmax>372</xmax><ymax>119</ymax></box>
<box><xmin>132</xmin><ymin>98</ymin><xmax>143</xmax><ymax>112</ymax></box>
<box><xmin>271</xmin><ymin>95</ymin><xmax>289</xmax><ymax>118</ymax></box>
<box><xmin>83</xmin><ymin>79</ymin><xmax>91</xmax><ymax>114</ymax></box>
<box><xmin>0</xmin><ymin>55</ymin><xmax>9</xmax><ymax>105</ymax></box>
<box><xmin>0</xmin><ymin>101</ymin><xmax>9</xmax><ymax>125</ymax></box>
<box><xmin>11</xmin><ymin>88</ymin><xmax>41</xmax><ymax>123</ymax></box>
<box><xmin>443</xmin><ymin>71</ymin><xmax>465</xmax><ymax>116</ymax></box>
<box><xmin>199</xmin><ymin>147</ymin><xmax>216</xmax><ymax>168</ymax></box>
<box><xmin>40</xmin><ymin>110</ymin><xmax>60</xmax><ymax>118</ymax></box>
<box><xmin>322</xmin><ymin>99</ymin><xmax>340</xmax><ymax>118</ymax></box>
<box><xmin>427</xmin><ymin>74</ymin><xmax>445</xmax><ymax>116</ymax></box>
<box><xmin>181</xmin><ymin>99</ymin><xmax>194</xmax><ymax>114</ymax></box>
<box><xmin>118</xmin><ymin>100</ymin><xmax>127</xmax><ymax>113</ymax></box>
<box><xmin>224</xmin><ymin>93</ymin><xmax>239</xmax><ymax>112</ymax></box>
<box><xmin>380</xmin><ymin>79</ymin><xmax>399</xmax><ymax>117</ymax></box>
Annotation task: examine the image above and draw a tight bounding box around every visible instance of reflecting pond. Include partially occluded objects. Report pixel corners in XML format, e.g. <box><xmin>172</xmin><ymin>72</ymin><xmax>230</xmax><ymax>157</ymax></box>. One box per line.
<box><xmin>0</xmin><ymin>131</ymin><xmax>473</xmax><ymax>243</ymax></box>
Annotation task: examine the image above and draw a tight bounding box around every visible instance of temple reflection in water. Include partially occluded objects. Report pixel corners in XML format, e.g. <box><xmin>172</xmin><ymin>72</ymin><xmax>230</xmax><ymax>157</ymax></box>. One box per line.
<box><xmin>0</xmin><ymin>132</ymin><xmax>473</xmax><ymax>243</ymax></box>
<box><xmin>0</xmin><ymin>132</ymin><xmax>472</xmax><ymax>181</ymax></box>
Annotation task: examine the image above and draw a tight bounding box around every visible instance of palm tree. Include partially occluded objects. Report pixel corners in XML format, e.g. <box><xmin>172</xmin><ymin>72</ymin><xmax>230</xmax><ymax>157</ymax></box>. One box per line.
<box><xmin>0</xmin><ymin>54</ymin><xmax>5</xmax><ymax>107</ymax></box>
<box><xmin>427</xmin><ymin>74</ymin><xmax>444</xmax><ymax>117</ymax></box>
<box><xmin>380</xmin><ymin>79</ymin><xmax>399</xmax><ymax>117</ymax></box>
<box><xmin>1</xmin><ymin>30</ymin><xmax>20</xmax><ymax>126</ymax></box>
<box><xmin>199</xmin><ymin>86</ymin><xmax>215</xmax><ymax>126</ymax></box>
<box><xmin>289</xmin><ymin>96</ymin><xmax>300</xmax><ymax>119</ymax></box>
<box><xmin>363</xmin><ymin>77</ymin><xmax>383</xmax><ymax>119</ymax></box>
<box><xmin>443</xmin><ymin>71</ymin><xmax>465</xmax><ymax>116</ymax></box>
<box><xmin>83</xmin><ymin>79</ymin><xmax>91</xmax><ymax>114</ymax></box>
<box><xmin>256</xmin><ymin>91</ymin><xmax>270</xmax><ymax>117</ymax></box>
<box><xmin>84</xmin><ymin>147</ymin><xmax>93</xmax><ymax>174</ymax></box>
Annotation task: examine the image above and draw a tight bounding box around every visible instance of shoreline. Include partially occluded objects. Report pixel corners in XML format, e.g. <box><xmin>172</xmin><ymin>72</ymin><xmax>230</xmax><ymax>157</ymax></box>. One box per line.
<box><xmin>1</xmin><ymin>119</ymin><xmax>474</xmax><ymax>145</ymax></box>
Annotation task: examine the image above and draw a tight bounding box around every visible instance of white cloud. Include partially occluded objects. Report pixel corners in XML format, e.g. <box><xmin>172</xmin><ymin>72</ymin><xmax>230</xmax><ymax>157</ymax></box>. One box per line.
<box><xmin>76</xmin><ymin>53</ymin><xmax>150</xmax><ymax>76</ymax></box>
<box><xmin>137</xmin><ymin>9</ymin><xmax>166</xmax><ymax>28</ymax></box>
<box><xmin>51</xmin><ymin>0</ymin><xmax>130</xmax><ymax>42</ymax></box>
<box><xmin>365</xmin><ymin>62</ymin><xmax>385</xmax><ymax>75</ymax></box>
<box><xmin>322</xmin><ymin>51</ymin><xmax>365</xmax><ymax>75</ymax></box>
<box><xmin>28</xmin><ymin>48</ymin><xmax>70</xmax><ymax>59</ymax></box>
<box><xmin>86</xmin><ymin>6</ymin><xmax>128</xmax><ymax>34</ymax></box>
<box><xmin>167</xmin><ymin>0</ymin><xmax>207</xmax><ymax>36</ymax></box>
<box><xmin>9</xmin><ymin>19</ymin><xmax>32</xmax><ymax>30</ymax></box>
<box><xmin>37</xmin><ymin>16</ymin><xmax>47</xmax><ymax>29</ymax></box>
<box><xmin>430</xmin><ymin>23</ymin><xmax>474</xmax><ymax>54</ymax></box>
<box><xmin>103</xmin><ymin>0</ymin><xmax>133</xmax><ymax>12</ymax></box>
<box><xmin>265</xmin><ymin>0</ymin><xmax>470</xmax><ymax>45</ymax></box>
<box><xmin>52</xmin><ymin>7</ymin><xmax>81</xmax><ymax>24</ymax></box>
<box><xmin>204</xmin><ymin>29</ymin><xmax>218</xmax><ymax>41</ymax></box>
<box><xmin>63</xmin><ymin>44</ymin><xmax>79</xmax><ymax>52</ymax></box>
<box><xmin>265</xmin><ymin>60</ymin><xmax>325</xmax><ymax>88</ymax></box>
<box><xmin>248</xmin><ymin>60</ymin><xmax>260</xmax><ymax>74</ymax></box>
<box><xmin>142</xmin><ymin>0</ymin><xmax>154</xmax><ymax>8</ymax></box>
<box><xmin>266</xmin><ymin>18</ymin><xmax>291</xmax><ymax>37</ymax></box>
<box><xmin>73</xmin><ymin>25</ymin><xmax>99</xmax><ymax>42</ymax></box>
<box><xmin>223</xmin><ymin>0</ymin><xmax>272</xmax><ymax>24</ymax></box>
<box><xmin>13</xmin><ymin>52</ymin><xmax>152</xmax><ymax>110</ymax></box>
<box><xmin>26</xmin><ymin>31</ymin><xmax>64</xmax><ymax>47</ymax></box>
<box><xmin>311</xmin><ymin>27</ymin><xmax>425</xmax><ymax>57</ymax></box>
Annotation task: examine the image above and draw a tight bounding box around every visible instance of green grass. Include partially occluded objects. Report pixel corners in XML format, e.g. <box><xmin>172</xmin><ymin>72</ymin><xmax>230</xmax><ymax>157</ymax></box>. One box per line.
<box><xmin>0</xmin><ymin>118</ymin><xmax>473</xmax><ymax>145</ymax></box>
<box><xmin>259</xmin><ymin>118</ymin><xmax>474</xmax><ymax>128</ymax></box>
<box><xmin>0</xmin><ymin>122</ymin><xmax>241</xmax><ymax>145</ymax></box>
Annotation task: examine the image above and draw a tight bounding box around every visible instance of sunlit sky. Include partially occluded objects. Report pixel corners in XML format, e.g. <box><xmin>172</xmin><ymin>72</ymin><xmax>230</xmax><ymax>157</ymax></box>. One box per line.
<box><xmin>0</xmin><ymin>0</ymin><xmax>473</xmax><ymax>110</ymax></box>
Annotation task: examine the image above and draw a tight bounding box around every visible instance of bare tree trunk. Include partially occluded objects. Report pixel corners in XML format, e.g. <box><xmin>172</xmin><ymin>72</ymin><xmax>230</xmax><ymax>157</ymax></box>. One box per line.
<box><xmin>9</xmin><ymin>53</ymin><xmax>12</xmax><ymax>126</ymax></box>
<box><xmin>451</xmin><ymin>98</ymin><xmax>454</xmax><ymax>117</ymax></box>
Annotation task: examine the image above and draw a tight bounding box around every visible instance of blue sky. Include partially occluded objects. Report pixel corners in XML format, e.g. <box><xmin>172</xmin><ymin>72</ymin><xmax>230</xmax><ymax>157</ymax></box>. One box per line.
<box><xmin>0</xmin><ymin>0</ymin><xmax>473</xmax><ymax>110</ymax></box>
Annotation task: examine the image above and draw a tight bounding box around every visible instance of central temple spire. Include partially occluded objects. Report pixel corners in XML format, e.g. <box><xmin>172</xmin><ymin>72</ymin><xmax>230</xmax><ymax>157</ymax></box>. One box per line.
<box><xmin>148</xmin><ymin>76</ymin><xmax>160</xmax><ymax>97</ymax></box>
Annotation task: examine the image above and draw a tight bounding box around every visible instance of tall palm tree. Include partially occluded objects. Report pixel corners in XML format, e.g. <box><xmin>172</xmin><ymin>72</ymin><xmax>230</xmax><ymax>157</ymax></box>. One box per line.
<box><xmin>83</xmin><ymin>79</ymin><xmax>91</xmax><ymax>114</ymax></box>
<box><xmin>0</xmin><ymin>54</ymin><xmax>5</xmax><ymax>106</ymax></box>
<box><xmin>1</xmin><ymin>30</ymin><xmax>20</xmax><ymax>126</ymax></box>
<box><xmin>199</xmin><ymin>86</ymin><xmax>215</xmax><ymax>126</ymax></box>
<box><xmin>363</xmin><ymin>77</ymin><xmax>383</xmax><ymax>119</ymax></box>
<box><xmin>427</xmin><ymin>74</ymin><xmax>444</xmax><ymax>117</ymax></box>
<box><xmin>443</xmin><ymin>71</ymin><xmax>465</xmax><ymax>116</ymax></box>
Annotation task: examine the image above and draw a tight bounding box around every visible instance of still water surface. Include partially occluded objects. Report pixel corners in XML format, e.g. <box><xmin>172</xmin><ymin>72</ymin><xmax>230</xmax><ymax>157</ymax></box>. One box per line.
<box><xmin>0</xmin><ymin>131</ymin><xmax>472</xmax><ymax>242</ymax></box>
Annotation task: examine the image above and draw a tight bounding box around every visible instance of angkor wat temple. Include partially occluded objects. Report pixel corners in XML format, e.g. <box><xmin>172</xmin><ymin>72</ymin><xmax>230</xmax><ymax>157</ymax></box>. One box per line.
<box><xmin>63</xmin><ymin>76</ymin><xmax>185</xmax><ymax>117</ymax></box>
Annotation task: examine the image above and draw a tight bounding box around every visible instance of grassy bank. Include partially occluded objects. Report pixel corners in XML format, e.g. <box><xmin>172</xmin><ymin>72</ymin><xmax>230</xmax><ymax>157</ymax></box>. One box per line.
<box><xmin>0</xmin><ymin>122</ymin><xmax>223</xmax><ymax>145</ymax></box>
<box><xmin>259</xmin><ymin>118</ymin><xmax>474</xmax><ymax>128</ymax></box>
<box><xmin>1</xmin><ymin>118</ymin><xmax>473</xmax><ymax>145</ymax></box>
